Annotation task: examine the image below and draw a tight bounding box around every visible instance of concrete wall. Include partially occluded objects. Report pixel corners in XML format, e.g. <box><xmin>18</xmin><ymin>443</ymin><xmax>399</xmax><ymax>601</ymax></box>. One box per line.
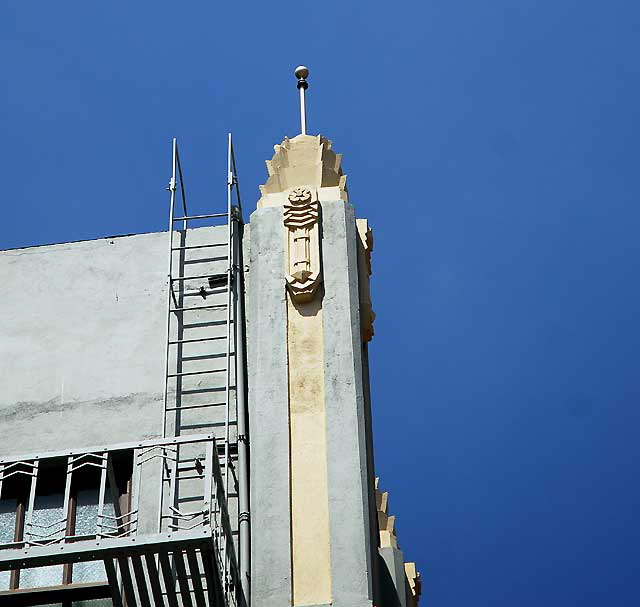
<box><xmin>1</xmin><ymin>231</ymin><xmax>166</xmax><ymax>454</ymax></box>
<box><xmin>0</xmin><ymin>226</ymin><xmax>234</xmax><ymax>455</ymax></box>
<box><xmin>245</xmin><ymin>206</ymin><xmax>292</xmax><ymax>607</ymax></box>
<box><xmin>0</xmin><ymin>226</ymin><xmax>239</xmax><ymax>545</ymax></box>
<box><xmin>322</xmin><ymin>200</ymin><xmax>376</xmax><ymax>607</ymax></box>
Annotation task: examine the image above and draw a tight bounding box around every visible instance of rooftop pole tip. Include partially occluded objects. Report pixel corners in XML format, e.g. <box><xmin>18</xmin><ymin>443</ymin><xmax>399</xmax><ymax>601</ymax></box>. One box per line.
<box><xmin>295</xmin><ymin>65</ymin><xmax>309</xmax><ymax>87</ymax></box>
<box><xmin>294</xmin><ymin>66</ymin><xmax>309</xmax><ymax>135</ymax></box>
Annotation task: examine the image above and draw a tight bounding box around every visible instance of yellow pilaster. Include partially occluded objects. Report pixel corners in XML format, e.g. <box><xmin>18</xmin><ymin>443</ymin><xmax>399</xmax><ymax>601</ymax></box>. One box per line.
<box><xmin>287</xmin><ymin>295</ymin><xmax>332</xmax><ymax>606</ymax></box>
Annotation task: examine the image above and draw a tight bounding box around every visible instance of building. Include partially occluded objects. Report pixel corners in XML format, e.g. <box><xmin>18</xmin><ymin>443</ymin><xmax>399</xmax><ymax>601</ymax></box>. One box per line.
<box><xmin>0</xmin><ymin>68</ymin><xmax>421</xmax><ymax>607</ymax></box>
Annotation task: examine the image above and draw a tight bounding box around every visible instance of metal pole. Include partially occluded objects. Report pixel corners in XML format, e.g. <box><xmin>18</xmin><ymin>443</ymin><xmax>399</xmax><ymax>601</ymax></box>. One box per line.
<box><xmin>299</xmin><ymin>87</ymin><xmax>306</xmax><ymax>135</ymax></box>
<box><xmin>230</xmin><ymin>143</ymin><xmax>242</xmax><ymax>217</ymax></box>
<box><xmin>220</xmin><ymin>133</ymin><xmax>234</xmax><ymax>594</ymax></box>
<box><xmin>231</xmin><ymin>146</ymin><xmax>250</xmax><ymax>606</ymax></box>
<box><xmin>162</xmin><ymin>138</ymin><xmax>178</xmax><ymax>438</ymax></box>
<box><xmin>294</xmin><ymin>66</ymin><xmax>309</xmax><ymax>135</ymax></box>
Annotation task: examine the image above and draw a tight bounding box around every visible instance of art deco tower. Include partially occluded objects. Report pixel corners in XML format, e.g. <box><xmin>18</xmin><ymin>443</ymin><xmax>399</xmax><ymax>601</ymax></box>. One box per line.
<box><xmin>247</xmin><ymin>67</ymin><xmax>417</xmax><ymax>607</ymax></box>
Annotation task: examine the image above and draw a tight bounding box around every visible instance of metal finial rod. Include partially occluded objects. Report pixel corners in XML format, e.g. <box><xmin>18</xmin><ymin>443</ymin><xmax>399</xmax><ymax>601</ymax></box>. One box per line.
<box><xmin>294</xmin><ymin>65</ymin><xmax>309</xmax><ymax>135</ymax></box>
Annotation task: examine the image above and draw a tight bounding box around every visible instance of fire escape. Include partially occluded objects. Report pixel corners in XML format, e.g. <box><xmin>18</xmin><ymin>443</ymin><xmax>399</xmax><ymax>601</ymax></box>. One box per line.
<box><xmin>0</xmin><ymin>136</ymin><xmax>249</xmax><ymax>607</ymax></box>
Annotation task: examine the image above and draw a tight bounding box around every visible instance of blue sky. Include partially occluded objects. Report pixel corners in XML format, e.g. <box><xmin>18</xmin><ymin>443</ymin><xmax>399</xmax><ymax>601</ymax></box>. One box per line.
<box><xmin>3</xmin><ymin>1</ymin><xmax>640</xmax><ymax>605</ymax></box>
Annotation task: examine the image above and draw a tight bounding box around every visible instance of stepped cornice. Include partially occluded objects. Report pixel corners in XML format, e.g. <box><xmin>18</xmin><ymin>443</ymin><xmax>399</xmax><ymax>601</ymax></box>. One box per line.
<box><xmin>258</xmin><ymin>134</ymin><xmax>348</xmax><ymax>207</ymax></box>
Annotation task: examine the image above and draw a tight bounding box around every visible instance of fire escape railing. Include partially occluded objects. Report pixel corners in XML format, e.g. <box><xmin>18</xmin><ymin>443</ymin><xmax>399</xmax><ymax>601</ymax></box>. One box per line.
<box><xmin>0</xmin><ymin>433</ymin><xmax>239</xmax><ymax>607</ymax></box>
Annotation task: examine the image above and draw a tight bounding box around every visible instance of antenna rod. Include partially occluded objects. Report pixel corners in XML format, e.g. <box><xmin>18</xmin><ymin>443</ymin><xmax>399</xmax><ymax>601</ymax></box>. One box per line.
<box><xmin>295</xmin><ymin>65</ymin><xmax>309</xmax><ymax>135</ymax></box>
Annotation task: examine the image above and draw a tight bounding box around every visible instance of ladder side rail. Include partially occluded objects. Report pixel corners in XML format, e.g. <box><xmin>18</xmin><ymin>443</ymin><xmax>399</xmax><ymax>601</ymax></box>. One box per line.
<box><xmin>224</xmin><ymin>132</ymin><xmax>234</xmax><ymax>500</ymax></box>
<box><xmin>204</xmin><ymin>438</ymin><xmax>215</xmax><ymax>529</ymax></box>
<box><xmin>162</xmin><ymin>138</ymin><xmax>179</xmax><ymax>438</ymax></box>
<box><xmin>175</xmin><ymin>142</ymin><xmax>188</xmax><ymax>221</ymax></box>
<box><xmin>221</xmin><ymin>132</ymin><xmax>234</xmax><ymax>588</ymax></box>
<box><xmin>230</xmin><ymin>136</ymin><xmax>242</xmax><ymax>217</ymax></box>
<box><xmin>211</xmin><ymin>434</ymin><xmax>239</xmax><ymax>605</ymax></box>
<box><xmin>175</xmin><ymin>141</ymin><xmax>188</xmax><ymax>441</ymax></box>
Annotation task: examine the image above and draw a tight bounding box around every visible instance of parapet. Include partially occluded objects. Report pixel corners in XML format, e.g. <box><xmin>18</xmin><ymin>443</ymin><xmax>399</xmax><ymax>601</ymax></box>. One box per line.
<box><xmin>258</xmin><ymin>134</ymin><xmax>348</xmax><ymax>207</ymax></box>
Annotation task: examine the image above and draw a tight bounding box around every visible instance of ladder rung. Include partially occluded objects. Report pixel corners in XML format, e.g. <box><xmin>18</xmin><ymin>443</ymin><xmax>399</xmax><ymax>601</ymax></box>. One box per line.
<box><xmin>170</xmin><ymin>474</ymin><xmax>204</xmax><ymax>481</ymax></box>
<box><xmin>180</xmin><ymin>386</ymin><xmax>230</xmax><ymax>395</ymax></box>
<box><xmin>183</xmin><ymin>256</ymin><xmax>228</xmax><ymax>264</ymax></box>
<box><xmin>173</xmin><ymin>213</ymin><xmax>227</xmax><ymax>221</ymax></box>
<box><xmin>182</xmin><ymin>319</ymin><xmax>231</xmax><ymax>329</ymax></box>
<box><xmin>182</xmin><ymin>287</ymin><xmax>227</xmax><ymax>296</ymax></box>
<box><xmin>167</xmin><ymin>368</ymin><xmax>227</xmax><ymax>378</ymax></box>
<box><xmin>171</xmin><ymin>273</ymin><xmax>228</xmax><ymax>282</ymax></box>
<box><xmin>182</xmin><ymin>353</ymin><xmax>231</xmax><ymax>362</ymax></box>
<box><xmin>178</xmin><ymin>423</ymin><xmax>236</xmax><ymax>432</ymax></box>
<box><xmin>171</xmin><ymin>243</ymin><xmax>227</xmax><ymax>251</ymax></box>
<box><xmin>172</xmin><ymin>304</ymin><xmax>227</xmax><ymax>312</ymax></box>
<box><xmin>168</xmin><ymin>336</ymin><xmax>226</xmax><ymax>345</ymax></box>
<box><xmin>165</xmin><ymin>402</ymin><xmax>224</xmax><ymax>412</ymax></box>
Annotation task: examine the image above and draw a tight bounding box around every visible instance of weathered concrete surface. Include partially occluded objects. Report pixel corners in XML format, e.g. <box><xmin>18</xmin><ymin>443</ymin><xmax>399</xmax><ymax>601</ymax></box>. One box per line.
<box><xmin>246</xmin><ymin>205</ymin><xmax>292</xmax><ymax>607</ymax></box>
<box><xmin>322</xmin><ymin>200</ymin><xmax>375</xmax><ymax>607</ymax></box>
<box><xmin>0</xmin><ymin>224</ymin><xmax>240</xmax><ymax>551</ymax></box>
<box><xmin>1</xmin><ymin>231</ymin><xmax>168</xmax><ymax>454</ymax></box>
<box><xmin>0</xmin><ymin>226</ymin><xmax>232</xmax><ymax>456</ymax></box>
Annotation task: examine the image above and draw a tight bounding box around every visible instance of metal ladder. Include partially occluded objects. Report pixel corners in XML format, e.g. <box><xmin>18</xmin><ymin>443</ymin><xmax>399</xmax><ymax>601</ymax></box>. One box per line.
<box><xmin>161</xmin><ymin>135</ymin><xmax>242</xmax><ymax>487</ymax></box>
<box><xmin>158</xmin><ymin>135</ymin><xmax>247</xmax><ymax>606</ymax></box>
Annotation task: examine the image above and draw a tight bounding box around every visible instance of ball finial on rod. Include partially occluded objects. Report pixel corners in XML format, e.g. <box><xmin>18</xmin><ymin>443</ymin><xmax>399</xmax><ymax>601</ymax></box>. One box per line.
<box><xmin>294</xmin><ymin>65</ymin><xmax>309</xmax><ymax>87</ymax></box>
<box><xmin>294</xmin><ymin>66</ymin><xmax>309</xmax><ymax>134</ymax></box>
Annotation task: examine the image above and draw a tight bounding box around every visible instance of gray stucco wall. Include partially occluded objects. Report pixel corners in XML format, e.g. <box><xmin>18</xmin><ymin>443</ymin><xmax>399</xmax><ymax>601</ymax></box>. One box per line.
<box><xmin>245</xmin><ymin>206</ymin><xmax>292</xmax><ymax>607</ymax></box>
<box><xmin>322</xmin><ymin>200</ymin><xmax>375</xmax><ymax>607</ymax></box>
<box><xmin>0</xmin><ymin>226</ymin><xmax>234</xmax><ymax>455</ymax></box>
<box><xmin>1</xmin><ymin>231</ymin><xmax>168</xmax><ymax>454</ymax></box>
<box><xmin>0</xmin><ymin>226</ymin><xmax>239</xmax><ymax>548</ymax></box>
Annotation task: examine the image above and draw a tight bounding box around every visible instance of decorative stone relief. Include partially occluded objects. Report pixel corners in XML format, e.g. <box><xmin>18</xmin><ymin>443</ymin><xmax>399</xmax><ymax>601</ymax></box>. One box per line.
<box><xmin>376</xmin><ymin>478</ymin><xmax>422</xmax><ymax>605</ymax></box>
<box><xmin>284</xmin><ymin>186</ymin><xmax>322</xmax><ymax>303</ymax></box>
<box><xmin>357</xmin><ymin>219</ymin><xmax>375</xmax><ymax>342</ymax></box>
<box><xmin>376</xmin><ymin>477</ymin><xmax>398</xmax><ymax>549</ymax></box>
<box><xmin>405</xmin><ymin>562</ymin><xmax>422</xmax><ymax>607</ymax></box>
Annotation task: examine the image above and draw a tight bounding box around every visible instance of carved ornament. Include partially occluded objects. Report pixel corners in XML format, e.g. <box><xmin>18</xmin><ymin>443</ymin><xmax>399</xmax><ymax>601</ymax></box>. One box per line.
<box><xmin>284</xmin><ymin>186</ymin><xmax>322</xmax><ymax>303</ymax></box>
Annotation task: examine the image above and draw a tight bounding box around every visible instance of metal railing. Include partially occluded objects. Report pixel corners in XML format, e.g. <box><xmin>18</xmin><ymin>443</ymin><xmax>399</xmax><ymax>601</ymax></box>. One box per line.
<box><xmin>0</xmin><ymin>434</ymin><xmax>239</xmax><ymax>606</ymax></box>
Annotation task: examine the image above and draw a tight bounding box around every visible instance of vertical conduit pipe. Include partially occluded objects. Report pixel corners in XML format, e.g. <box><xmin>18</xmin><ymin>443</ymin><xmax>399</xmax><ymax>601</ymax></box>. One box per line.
<box><xmin>233</xmin><ymin>204</ymin><xmax>251</xmax><ymax>607</ymax></box>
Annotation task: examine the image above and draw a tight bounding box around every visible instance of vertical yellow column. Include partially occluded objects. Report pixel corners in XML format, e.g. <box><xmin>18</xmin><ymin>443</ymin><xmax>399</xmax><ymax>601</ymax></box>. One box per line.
<box><xmin>287</xmin><ymin>295</ymin><xmax>332</xmax><ymax>606</ymax></box>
